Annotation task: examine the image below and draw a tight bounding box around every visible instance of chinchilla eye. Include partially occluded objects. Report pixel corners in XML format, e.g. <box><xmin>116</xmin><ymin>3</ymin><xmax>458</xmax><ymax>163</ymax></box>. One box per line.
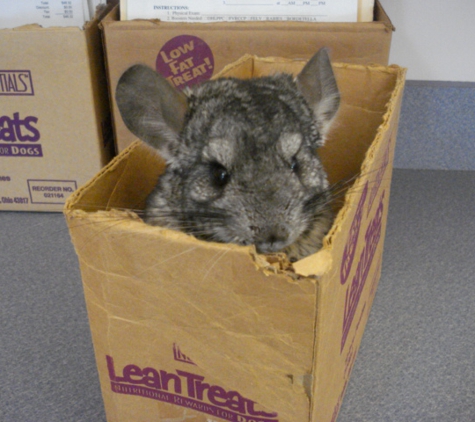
<box><xmin>210</xmin><ymin>162</ymin><xmax>230</xmax><ymax>188</ymax></box>
<box><xmin>290</xmin><ymin>157</ymin><xmax>300</xmax><ymax>173</ymax></box>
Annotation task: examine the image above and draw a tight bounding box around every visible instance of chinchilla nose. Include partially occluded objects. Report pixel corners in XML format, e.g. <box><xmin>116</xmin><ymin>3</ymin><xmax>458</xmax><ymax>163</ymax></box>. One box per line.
<box><xmin>253</xmin><ymin>224</ymin><xmax>290</xmax><ymax>254</ymax></box>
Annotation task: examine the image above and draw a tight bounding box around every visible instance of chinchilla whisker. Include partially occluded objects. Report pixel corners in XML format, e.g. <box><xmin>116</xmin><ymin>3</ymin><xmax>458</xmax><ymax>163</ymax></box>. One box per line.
<box><xmin>148</xmin><ymin>209</ymin><xmax>227</xmax><ymax>219</ymax></box>
<box><xmin>66</xmin><ymin>202</ymin><xmax>146</xmax><ymax>214</ymax></box>
<box><xmin>323</xmin><ymin>166</ymin><xmax>394</xmax><ymax>198</ymax></box>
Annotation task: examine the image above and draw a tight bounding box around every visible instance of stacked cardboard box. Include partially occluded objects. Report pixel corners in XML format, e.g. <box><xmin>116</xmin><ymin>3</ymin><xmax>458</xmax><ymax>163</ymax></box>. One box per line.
<box><xmin>100</xmin><ymin>1</ymin><xmax>394</xmax><ymax>152</ymax></box>
<box><xmin>0</xmin><ymin>4</ymin><xmax>114</xmax><ymax>211</ymax></box>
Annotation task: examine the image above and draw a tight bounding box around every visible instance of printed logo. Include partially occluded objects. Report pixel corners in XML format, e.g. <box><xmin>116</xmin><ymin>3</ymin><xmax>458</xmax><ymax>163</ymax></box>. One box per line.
<box><xmin>340</xmin><ymin>182</ymin><xmax>368</xmax><ymax>286</ymax></box>
<box><xmin>106</xmin><ymin>355</ymin><xmax>279</xmax><ymax>422</ymax></box>
<box><xmin>0</xmin><ymin>112</ymin><xmax>40</xmax><ymax>142</ymax></box>
<box><xmin>0</xmin><ymin>112</ymin><xmax>42</xmax><ymax>157</ymax></box>
<box><xmin>0</xmin><ymin>71</ymin><xmax>34</xmax><ymax>96</ymax></box>
<box><xmin>341</xmin><ymin>191</ymin><xmax>384</xmax><ymax>352</ymax></box>
<box><xmin>0</xmin><ymin>143</ymin><xmax>42</xmax><ymax>157</ymax></box>
<box><xmin>173</xmin><ymin>343</ymin><xmax>196</xmax><ymax>365</ymax></box>
<box><xmin>156</xmin><ymin>35</ymin><xmax>214</xmax><ymax>90</ymax></box>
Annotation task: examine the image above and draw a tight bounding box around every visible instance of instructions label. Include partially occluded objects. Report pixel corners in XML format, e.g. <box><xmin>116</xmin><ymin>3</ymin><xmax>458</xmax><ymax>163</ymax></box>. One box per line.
<box><xmin>125</xmin><ymin>0</ymin><xmax>358</xmax><ymax>22</ymax></box>
<box><xmin>27</xmin><ymin>179</ymin><xmax>77</xmax><ymax>204</ymax></box>
<box><xmin>0</xmin><ymin>0</ymin><xmax>87</xmax><ymax>29</ymax></box>
<box><xmin>156</xmin><ymin>35</ymin><xmax>214</xmax><ymax>90</ymax></box>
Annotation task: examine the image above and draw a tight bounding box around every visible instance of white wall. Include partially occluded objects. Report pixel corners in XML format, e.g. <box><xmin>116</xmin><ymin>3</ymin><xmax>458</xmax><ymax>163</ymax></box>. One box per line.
<box><xmin>379</xmin><ymin>0</ymin><xmax>475</xmax><ymax>82</ymax></box>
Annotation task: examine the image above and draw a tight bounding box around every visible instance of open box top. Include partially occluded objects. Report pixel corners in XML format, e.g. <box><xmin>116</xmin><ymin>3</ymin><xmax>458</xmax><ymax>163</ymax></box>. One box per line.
<box><xmin>65</xmin><ymin>57</ymin><xmax>406</xmax><ymax>421</ymax></box>
<box><xmin>65</xmin><ymin>57</ymin><xmax>405</xmax><ymax>274</ymax></box>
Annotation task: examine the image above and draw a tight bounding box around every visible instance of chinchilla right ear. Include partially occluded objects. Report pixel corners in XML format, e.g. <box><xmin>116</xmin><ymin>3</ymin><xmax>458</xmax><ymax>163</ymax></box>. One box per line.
<box><xmin>115</xmin><ymin>64</ymin><xmax>188</xmax><ymax>161</ymax></box>
<box><xmin>296</xmin><ymin>48</ymin><xmax>340</xmax><ymax>143</ymax></box>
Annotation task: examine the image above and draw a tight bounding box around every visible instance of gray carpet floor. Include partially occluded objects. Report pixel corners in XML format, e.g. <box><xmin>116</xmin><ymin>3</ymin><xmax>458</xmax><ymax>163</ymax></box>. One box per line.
<box><xmin>1</xmin><ymin>168</ymin><xmax>474</xmax><ymax>422</ymax></box>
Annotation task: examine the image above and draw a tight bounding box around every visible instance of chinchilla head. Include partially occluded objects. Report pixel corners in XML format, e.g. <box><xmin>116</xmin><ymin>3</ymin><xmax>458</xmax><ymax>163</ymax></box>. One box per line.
<box><xmin>116</xmin><ymin>48</ymin><xmax>340</xmax><ymax>260</ymax></box>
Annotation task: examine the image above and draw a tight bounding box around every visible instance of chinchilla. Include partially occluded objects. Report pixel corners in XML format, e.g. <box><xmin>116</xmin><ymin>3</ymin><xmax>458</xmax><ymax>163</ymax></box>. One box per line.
<box><xmin>115</xmin><ymin>48</ymin><xmax>340</xmax><ymax>261</ymax></box>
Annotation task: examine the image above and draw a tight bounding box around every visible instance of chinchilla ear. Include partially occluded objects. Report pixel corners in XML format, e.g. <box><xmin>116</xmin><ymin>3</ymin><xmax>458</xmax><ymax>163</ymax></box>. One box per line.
<box><xmin>296</xmin><ymin>48</ymin><xmax>340</xmax><ymax>141</ymax></box>
<box><xmin>116</xmin><ymin>64</ymin><xmax>188</xmax><ymax>160</ymax></box>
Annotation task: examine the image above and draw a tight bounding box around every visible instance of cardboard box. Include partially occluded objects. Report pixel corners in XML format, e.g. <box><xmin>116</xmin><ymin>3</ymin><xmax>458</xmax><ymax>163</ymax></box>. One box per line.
<box><xmin>0</xmin><ymin>5</ymin><xmax>114</xmax><ymax>212</ymax></box>
<box><xmin>100</xmin><ymin>1</ymin><xmax>394</xmax><ymax>152</ymax></box>
<box><xmin>65</xmin><ymin>56</ymin><xmax>406</xmax><ymax>422</ymax></box>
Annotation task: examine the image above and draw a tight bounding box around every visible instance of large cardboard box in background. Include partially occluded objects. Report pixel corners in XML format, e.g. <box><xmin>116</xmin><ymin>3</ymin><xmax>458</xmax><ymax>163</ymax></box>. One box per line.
<box><xmin>65</xmin><ymin>56</ymin><xmax>406</xmax><ymax>422</ymax></box>
<box><xmin>0</xmin><ymin>5</ymin><xmax>114</xmax><ymax>212</ymax></box>
<box><xmin>101</xmin><ymin>1</ymin><xmax>394</xmax><ymax>152</ymax></box>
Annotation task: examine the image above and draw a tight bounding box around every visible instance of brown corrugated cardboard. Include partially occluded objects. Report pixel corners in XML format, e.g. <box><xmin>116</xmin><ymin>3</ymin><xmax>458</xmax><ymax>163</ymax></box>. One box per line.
<box><xmin>0</xmin><ymin>5</ymin><xmax>114</xmax><ymax>212</ymax></box>
<box><xmin>65</xmin><ymin>56</ymin><xmax>406</xmax><ymax>422</ymax></box>
<box><xmin>100</xmin><ymin>1</ymin><xmax>394</xmax><ymax>152</ymax></box>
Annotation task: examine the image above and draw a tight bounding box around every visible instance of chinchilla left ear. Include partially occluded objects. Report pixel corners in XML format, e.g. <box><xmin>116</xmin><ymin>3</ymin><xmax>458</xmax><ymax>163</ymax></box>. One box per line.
<box><xmin>116</xmin><ymin>64</ymin><xmax>188</xmax><ymax>161</ymax></box>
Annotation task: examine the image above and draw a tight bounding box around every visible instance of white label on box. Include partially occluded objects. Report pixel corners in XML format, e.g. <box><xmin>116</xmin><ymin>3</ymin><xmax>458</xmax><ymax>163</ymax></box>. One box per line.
<box><xmin>122</xmin><ymin>0</ymin><xmax>358</xmax><ymax>22</ymax></box>
<box><xmin>27</xmin><ymin>179</ymin><xmax>77</xmax><ymax>204</ymax></box>
<box><xmin>0</xmin><ymin>0</ymin><xmax>87</xmax><ymax>29</ymax></box>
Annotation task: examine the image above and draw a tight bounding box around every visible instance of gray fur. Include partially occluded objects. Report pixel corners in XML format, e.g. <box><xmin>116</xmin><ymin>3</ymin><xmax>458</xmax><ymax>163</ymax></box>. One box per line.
<box><xmin>116</xmin><ymin>48</ymin><xmax>340</xmax><ymax>261</ymax></box>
